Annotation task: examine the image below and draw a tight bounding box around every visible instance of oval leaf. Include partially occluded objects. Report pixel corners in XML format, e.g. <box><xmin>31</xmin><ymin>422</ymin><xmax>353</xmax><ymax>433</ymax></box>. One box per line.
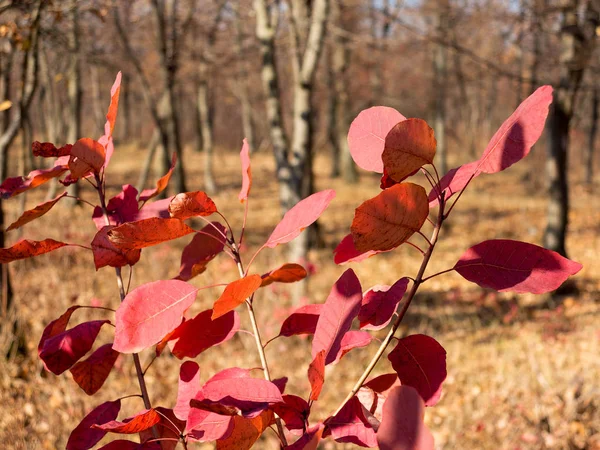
<box><xmin>91</xmin><ymin>226</ymin><xmax>141</xmax><ymax>270</ymax></box>
<box><xmin>212</xmin><ymin>275</ymin><xmax>262</xmax><ymax>320</ymax></box>
<box><xmin>382</xmin><ymin>119</ymin><xmax>436</xmax><ymax>183</ymax></box>
<box><xmin>266</xmin><ymin>190</ymin><xmax>336</xmax><ymax>248</ymax></box>
<box><xmin>216</xmin><ymin>411</ymin><xmax>273</xmax><ymax>450</ymax></box>
<box><xmin>333</xmin><ymin>234</ymin><xmax>383</xmax><ymax>265</ymax></box>
<box><xmin>70</xmin><ymin>343</ymin><xmax>120</xmax><ymax>395</ymax></box>
<box><xmin>113</xmin><ymin>280</ymin><xmax>198</xmax><ymax>353</ymax></box>
<box><xmin>348</xmin><ymin>106</ymin><xmax>406</xmax><ymax>172</ymax></box>
<box><xmin>66</xmin><ymin>399</ymin><xmax>121</xmax><ymax>450</ymax></box>
<box><xmin>279</xmin><ymin>303</ymin><xmax>322</xmax><ymax>337</ymax></box>
<box><xmin>312</xmin><ymin>269</ymin><xmax>363</xmax><ymax>365</ymax></box>
<box><xmin>0</xmin><ymin>238</ymin><xmax>68</xmax><ymax>263</ymax></box>
<box><xmin>38</xmin><ymin>305</ymin><xmax>82</xmax><ymax>355</ymax></box>
<box><xmin>454</xmin><ymin>239</ymin><xmax>582</xmax><ymax>294</ymax></box>
<box><xmin>108</xmin><ymin>217</ymin><xmax>195</xmax><ymax>249</ymax></box>
<box><xmin>351</xmin><ymin>183</ymin><xmax>428</xmax><ymax>253</ymax></box>
<box><xmin>377</xmin><ymin>386</ymin><xmax>435</xmax><ymax>450</ymax></box>
<box><xmin>69</xmin><ymin>138</ymin><xmax>106</xmax><ymax>178</ymax></box>
<box><xmin>168</xmin><ymin>191</ymin><xmax>217</xmax><ymax>220</ymax></box>
<box><xmin>93</xmin><ymin>409</ymin><xmax>160</xmax><ymax>434</ymax></box>
<box><xmin>332</xmin><ymin>330</ymin><xmax>373</xmax><ymax>364</ymax></box>
<box><xmin>174</xmin><ymin>361</ymin><xmax>201</xmax><ymax>421</ymax></box>
<box><xmin>201</xmin><ymin>377</ymin><xmax>283</xmax><ymax>417</ymax></box>
<box><xmin>387</xmin><ymin>334</ymin><xmax>447</xmax><ymax>406</ymax></box>
<box><xmin>261</xmin><ymin>263</ymin><xmax>307</xmax><ymax>287</ymax></box>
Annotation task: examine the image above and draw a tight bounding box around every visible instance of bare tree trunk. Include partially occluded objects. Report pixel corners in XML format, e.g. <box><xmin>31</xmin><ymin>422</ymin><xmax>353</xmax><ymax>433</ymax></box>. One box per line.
<box><xmin>120</xmin><ymin>72</ymin><xmax>131</xmax><ymax>142</ymax></box>
<box><xmin>544</xmin><ymin>1</ymin><xmax>598</xmax><ymax>257</ymax></box>
<box><xmin>90</xmin><ymin>65</ymin><xmax>105</xmax><ymax>131</ymax></box>
<box><xmin>65</xmin><ymin>0</ymin><xmax>81</xmax><ymax>207</ymax></box>
<box><xmin>136</xmin><ymin>129</ymin><xmax>161</xmax><ymax>194</ymax></box>
<box><xmin>327</xmin><ymin>45</ymin><xmax>340</xmax><ymax>178</ymax></box>
<box><xmin>586</xmin><ymin>87</ymin><xmax>598</xmax><ymax>186</ymax></box>
<box><xmin>433</xmin><ymin>0</ymin><xmax>448</xmax><ymax>175</ymax></box>
<box><xmin>197</xmin><ymin>61</ymin><xmax>216</xmax><ymax>193</ymax></box>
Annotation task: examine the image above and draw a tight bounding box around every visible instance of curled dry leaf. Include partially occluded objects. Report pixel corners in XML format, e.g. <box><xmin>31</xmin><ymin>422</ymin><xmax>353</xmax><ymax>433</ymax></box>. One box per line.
<box><xmin>351</xmin><ymin>183</ymin><xmax>428</xmax><ymax>253</ymax></box>
<box><xmin>92</xmin><ymin>226</ymin><xmax>141</xmax><ymax>270</ymax></box>
<box><xmin>212</xmin><ymin>275</ymin><xmax>262</xmax><ymax>320</ymax></box>
<box><xmin>139</xmin><ymin>152</ymin><xmax>177</xmax><ymax>203</ymax></box>
<box><xmin>382</xmin><ymin>118</ymin><xmax>436</xmax><ymax>183</ymax></box>
<box><xmin>168</xmin><ymin>191</ymin><xmax>218</xmax><ymax>220</ymax></box>
<box><xmin>32</xmin><ymin>141</ymin><xmax>72</xmax><ymax>157</ymax></box>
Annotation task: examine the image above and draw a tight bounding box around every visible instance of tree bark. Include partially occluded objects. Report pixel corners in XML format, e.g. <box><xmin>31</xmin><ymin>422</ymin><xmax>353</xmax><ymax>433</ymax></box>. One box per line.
<box><xmin>543</xmin><ymin>1</ymin><xmax>599</xmax><ymax>257</ymax></box>
<box><xmin>586</xmin><ymin>87</ymin><xmax>598</xmax><ymax>186</ymax></box>
<box><xmin>197</xmin><ymin>60</ymin><xmax>216</xmax><ymax>193</ymax></box>
<box><xmin>433</xmin><ymin>0</ymin><xmax>449</xmax><ymax>175</ymax></box>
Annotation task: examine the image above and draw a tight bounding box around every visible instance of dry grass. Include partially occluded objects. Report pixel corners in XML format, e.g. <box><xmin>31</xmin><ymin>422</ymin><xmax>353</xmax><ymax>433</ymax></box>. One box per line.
<box><xmin>1</xmin><ymin>144</ymin><xmax>599</xmax><ymax>449</ymax></box>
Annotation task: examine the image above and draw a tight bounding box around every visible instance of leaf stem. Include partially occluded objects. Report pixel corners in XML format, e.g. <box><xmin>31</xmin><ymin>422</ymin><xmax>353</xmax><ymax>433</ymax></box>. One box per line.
<box><xmin>421</xmin><ymin>267</ymin><xmax>456</xmax><ymax>283</ymax></box>
<box><xmin>332</xmin><ymin>194</ymin><xmax>446</xmax><ymax>416</ymax></box>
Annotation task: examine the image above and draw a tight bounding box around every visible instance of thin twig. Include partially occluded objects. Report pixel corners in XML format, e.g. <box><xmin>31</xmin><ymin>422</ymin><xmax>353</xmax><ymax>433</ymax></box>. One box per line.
<box><xmin>421</xmin><ymin>267</ymin><xmax>456</xmax><ymax>283</ymax></box>
<box><xmin>404</xmin><ymin>241</ymin><xmax>425</xmax><ymax>255</ymax></box>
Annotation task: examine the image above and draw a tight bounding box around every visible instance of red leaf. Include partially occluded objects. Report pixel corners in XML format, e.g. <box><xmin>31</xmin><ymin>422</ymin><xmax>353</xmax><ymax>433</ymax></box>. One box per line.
<box><xmin>238</xmin><ymin>138</ymin><xmax>252</xmax><ymax>202</ymax></box>
<box><xmin>285</xmin><ymin>423</ymin><xmax>324</xmax><ymax>450</ymax></box>
<box><xmin>66</xmin><ymin>399</ymin><xmax>121</xmax><ymax>450</ymax></box>
<box><xmin>39</xmin><ymin>320</ymin><xmax>109</xmax><ymax>375</ymax></box>
<box><xmin>113</xmin><ymin>280</ymin><xmax>198</xmax><ymax>353</ymax></box>
<box><xmin>139</xmin><ymin>407</ymin><xmax>185</xmax><ymax>450</ymax></box>
<box><xmin>177</xmin><ymin>224</ymin><xmax>226</xmax><ymax>281</ymax></box>
<box><xmin>168</xmin><ymin>191</ymin><xmax>217</xmax><ymax>220</ymax></box>
<box><xmin>108</xmin><ymin>217</ymin><xmax>195</xmax><ymax>249</ymax></box>
<box><xmin>70</xmin><ymin>343</ymin><xmax>119</xmax><ymax>395</ymax></box>
<box><xmin>333</xmin><ymin>234</ymin><xmax>382</xmax><ymax>265</ymax></box>
<box><xmin>272</xmin><ymin>395</ymin><xmax>310</xmax><ymax>431</ymax></box>
<box><xmin>331</xmin><ymin>330</ymin><xmax>373</xmax><ymax>364</ymax></box>
<box><xmin>92</xmin><ymin>185</ymin><xmax>139</xmax><ymax>230</ymax></box>
<box><xmin>170</xmin><ymin>309</ymin><xmax>239</xmax><ymax>359</ymax></box>
<box><xmin>91</xmin><ymin>226</ymin><xmax>141</xmax><ymax>270</ymax></box>
<box><xmin>430</xmin><ymin>86</ymin><xmax>552</xmax><ymax>204</ymax></box>
<box><xmin>364</xmin><ymin>373</ymin><xmax>399</xmax><ymax>393</ymax></box>
<box><xmin>174</xmin><ymin>361</ymin><xmax>201</xmax><ymax>421</ymax></box>
<box><xmin>377</xmin><ymin>386</ymin><xmax>434</xmax><ymax>450</ymax></box>
<box><xmin>358</xmin><ymin>374</ymin><xmax>400</xmax><ymax>423</ymax></box>
<box><xmin>6</xmin><ymin>192</ymin><xmax>66</xmax><ymax>232</ymax></box>
<box><xmin>312</xmin><ymin>269</ymin><xmax>363</xmax><ymax>365</ymax></box>
<box><xmin>32</xmin><ymin>141</ymin><xmax>72</xmax><ymax>157</ymax></box>
<box><xmin>308</xmin><ymin>350</ymin><xmax>326</xmax><ymax>401</ymax></box>
<box><xmin>382</xmin><ymin>119</ymin><xmax>436</xmax><ymax>183</ymax></box>
<box><xmin>0</xmin><ymin>238</ymin><xmax>68</xmax><ymax>263</ymax></box>
<box><xmin>186</xmin><ymin>408</ymin><xmax>234</xmax><ymax>440</ymax></box>
<box><xmin>38</xmin><ymin>305</ymin><xmax>82</xmax><ymax>354</ymax></box>
<box><xmin>139</xmin><ymin>152</ymin><xmax>177</xmax><ymax>203</ymax></box>
<box><xmin>358</xmin><ymin>278</ymin><xmax>409</xmax><ymax>330</ymax></box>
<box><xmin>216</xmin><ymin>411</ymin><xmax>273</xmax><ymax>450</ymax></box>
<box><xmin>212</xmin><ymin>275</ymin><xmax>262</xmax><ymax>320</ymax></box>
<box><xmin>265</xmin><ymin>190</ymin><xmax>336</xmax><ymax>248</ymax></box>
<box><xmin>351</xmin><ymin>183</ymin><xmax>428</xmax><ymax>253</ymax></box>
<box><xmin>327</xmin><ymin>396</ymin><xmax>377</xmax><ymax>447</ymax></box>
<box><xmin>97</xmin><ymin>440</ymin><xmax>160</xmax><ymax>449</ymax></box>
<box><xmin>387</xmin><ymin>334</ymin><xmax>447</xmax><ymax>406</ymax></box>
<box><xmin>93</xmin><ymin>409</ymin><xmax>160</xmax><ymax>433</ymax></box>
<box><xmin>104</xmin><ymin>71</ymin><xmax>121</xmax><ymax>138</ymax></box>
<box><xmin>68</xmin><ymin>138</ymin><xmax>105</xmax><ymax>178</ymax></box>
<box><xmin>348</xmin><ymin>106</ymin><xmax>406</xmax><ymax>172</ymax></box>
<box><xmin>454</xmin><ymin>239</ymin><xmax>582</xmax><ymax>294</ymax></box>
<box><xmin>261</xmin><ymin>263</ymin><xmax>307</xmax><ymax>287</ymax></box>
<box><xmin>0</xmin><ymin>157</ymin><xmax>69</xmax><ymax>198</ymax></box>
<box><xmin>279</xmin><ymin>303</ymin><xmax>322</xmax><ymax>337</ymax></box>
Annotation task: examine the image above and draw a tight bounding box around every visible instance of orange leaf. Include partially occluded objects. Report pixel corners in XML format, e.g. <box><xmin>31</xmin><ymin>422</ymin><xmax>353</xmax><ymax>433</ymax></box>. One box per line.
<box><xmin>238</xmin><ymin>139</ymin><xmax>251</xmax><ymax>202</ymax></box>
<box><xmin>351</xmin><ymin>183</ymin><xmax>428</xmax><ymax>252</ymax></box>
<box><xmin>105</xmin><ymin>72</ymin><xmax>121</xmax><ymax>137</ymax></box>
<box><xmin>68</xmin><ymin>138</ymin><xmax>106</xmax><ymax>179</ymax></box>
<box><xmin>6</xmin><ymin>192</ymin><xmax>66</xmax><ymax>231</ymax></box>
<box><xmin>139</xmin><ymin>152</ymin><xmax>177</xmax><ymax>203</ymax></box>
<box><xmin>92</xmin><ymin>409</ymin><xmax>160</xmax><ymax>434</ymax></box>
<box><xmin>0</xmin><ymin>238</ymin><xmax>68</xmax><ymax>263</ymax></box>
<box><xmin>108</xmin><ymin>218</ymin><xmax>195</xmax><ymax>249</ymax></box>
<box><xmin>168</xmin><ymin>191</ymin><xmax>217</xmax><ymax>220</ymax></box>
<box><xmin>260</xmin><ymin>263</ymin><xmax>308</xmax><ymax>287</ymax></box>
<box><xmin>308</xmin><ymin>350</ymin><xmax>326</xmax><ymax>401</ymax></box>
<box><xmin>212</xmin><ymin>275</ymin><xmax>262</xmax><ymax>320</ymax></box>
<box><xmin>381</xmin><ymin>119</ymin><xmax>436</xmax><ymax>183</ymax></box>
<box><xmin>216</xmin><ymin>411</ymin><xmax>273</xmax><ymax>450</ymax></box>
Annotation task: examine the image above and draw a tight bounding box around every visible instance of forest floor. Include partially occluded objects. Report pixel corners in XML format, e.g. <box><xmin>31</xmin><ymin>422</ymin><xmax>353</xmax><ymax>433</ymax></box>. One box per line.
<box><xmin>0</xmin><ymin>143</ymin><xmax>599</xmax><ymax>450</ymax></box>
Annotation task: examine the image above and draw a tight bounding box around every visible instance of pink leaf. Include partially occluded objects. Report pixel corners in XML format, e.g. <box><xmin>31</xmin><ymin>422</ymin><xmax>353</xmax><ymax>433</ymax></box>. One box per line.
<box><xmin>348</xmin><ymin>106</ymin><xmax>406</xmax><ymax>172</ymax></box>
<box><xmin>70</xmin><ymin>343</ymin><xmax>119</xmax><ymax>395</ymax></box>
<box><xmin>312</xmin><ymin>269</ymin><xmax>363</xmax><ymax>365</ymax></box>
<box><xmin>93</xmin><ymin>409</ymin><xmax>160</xmax><ymax>433</ymax></box>
<box><xmin>430</xmin><ymin>86</ymin><xmax>552</xmax><ymax>204</ymax></box>
<box><xmin>285</xmin><ymin>423</ymin><xmax>324</xmax><ymax>450</ymax></box>
<box><xmin>66</xmin><ymin>399</ymin><xmax>121</xmax><ymax>450</ymax></box>
<box><xmin>387</xmin><ymin>334</ymin><xmax>447</xmax><ymax>406</ymax></box>
<box><xmin>170</xmin><ymin>309</ymin><xmax>239</xmax><ymax>359</ymax></box>
<box><xmin>331</xmin><ymin>330</ymin><xmax>373</xmax><ymax>364</ymax></box>
<box><xmin>186</xmin><ymin>410</ymin><xmax>234</xmax><ymax>442</ymax></box>
<box><xmin>279</xmin><ymin>303</ymin><xmax>322</xmax><ymax>337</ymax></box>
<box><xmin>327</xmin><ymin>396</ymin><xmax>377</xmax><ymax>447</ymax></box>
<box><xmin>272</xmin><ymin>395</ymin><xmax>310</xmax><ymax>432</ymax></box>
<box><xmin>92</xmin><ymin>185</ymin><xmax>139</xmax><ymax>230</ymax></box>
<box><xmin>177</xmin><ymin>223</ymin><xmax>226</xmax><ymax>281</ymax></box>
<box><xmin>265</xmin><ymin>190</ymin><xmax>336</xmax><ymax>248</ymax></box>
<box><xmin>133</xmin><ymin>196</ymin><xmax>174</xmax><ymax>220</ymax></box>
<box><xmin>377</xmin><ymin>386</ymin><xmax>435</xmax><ymax>450</ymax></box>
<box><xmin>333</xmin><ymin>234</ymin><xmax>382</xmax><ymax>265</ymax></box>
<box><xmin>174</xmin><ymin>361</ymin><xmax>201</xmax><ymax>421</ymax></box>
<box><xmin>454</xmin><ymin>239</ymin><xmax>582</xmax><ymax>294</ymax></box>
<box><xmin>38</xmin><ymin>305</ymin><xmax>82</xmax><ymax>355</ymax></box>
<box><xmin>39</xmin><ymin>320</ymin><xmax>110</xmax><ymax>375</ymax></box>
<box><xmin>358</xmin><ymin>374</ymin><xmax>400</xmax><ymax>423</ymax></box>
<box><xmin>358</xmin><ymin>278</ymin><xmax>409</xmax><ymax>330</ymax></box>
<box><xmin>238</xmin><ymin>139</ymin><xmax>252</xmax><ymax>202</ymax></box>
<box><xmin>113</xmin><ymin>280</ymin><xmax>198</xmax><ymax>353</ymax></box>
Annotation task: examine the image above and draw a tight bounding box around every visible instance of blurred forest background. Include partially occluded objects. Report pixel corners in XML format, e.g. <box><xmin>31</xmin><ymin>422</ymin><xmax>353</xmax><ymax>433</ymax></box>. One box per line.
<box><xmin>0</xmin><ymin>0</ymin><xmax>599</xmax><ymax>449</ymax></box>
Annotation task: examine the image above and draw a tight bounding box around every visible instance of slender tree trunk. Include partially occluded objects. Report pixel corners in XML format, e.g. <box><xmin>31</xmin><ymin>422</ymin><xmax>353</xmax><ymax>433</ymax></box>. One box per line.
<box><xmin>65</xmin><ymin>0</ymin><xmax>81</xmax><ymax>207</ymax></box>
<box><xmin>327</xmin><ymin>46</ymin><xmax>340</xmax><ymax>178</ymax></box>
<box><xmin>120</xmin><ymin>73</ymin><xmax>131</xmax><ymax>141</ymax></box>
<box><xmin>90</xmin><ymin>65</ymin><xmax>105</xmax><ymax>131</ymax></box>
<box><xmin>433</xmin><ymin>1</ymin><xmax>448</xmax><ymax>175</ymax></box>
<box><xmin>586</xmin><ymin>87</ymin><xmax>598</xmax><ymax>186</ymax></box>
<box><xmin>136</xmin><ymin>129</ymin><xmax>161</xmax><ymax>194</ymax></box>
<box><xmin>197</xmin><ymin>61</ymin><xmax>216</xmax><ymax>194</ymax></box>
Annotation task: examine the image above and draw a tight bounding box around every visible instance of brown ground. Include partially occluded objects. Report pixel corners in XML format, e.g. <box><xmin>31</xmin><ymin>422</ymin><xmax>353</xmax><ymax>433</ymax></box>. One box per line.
<box><xmin>0</xmin><ymin>144</ymin><xmax>599</xmax><ymax>450</ymax></box>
